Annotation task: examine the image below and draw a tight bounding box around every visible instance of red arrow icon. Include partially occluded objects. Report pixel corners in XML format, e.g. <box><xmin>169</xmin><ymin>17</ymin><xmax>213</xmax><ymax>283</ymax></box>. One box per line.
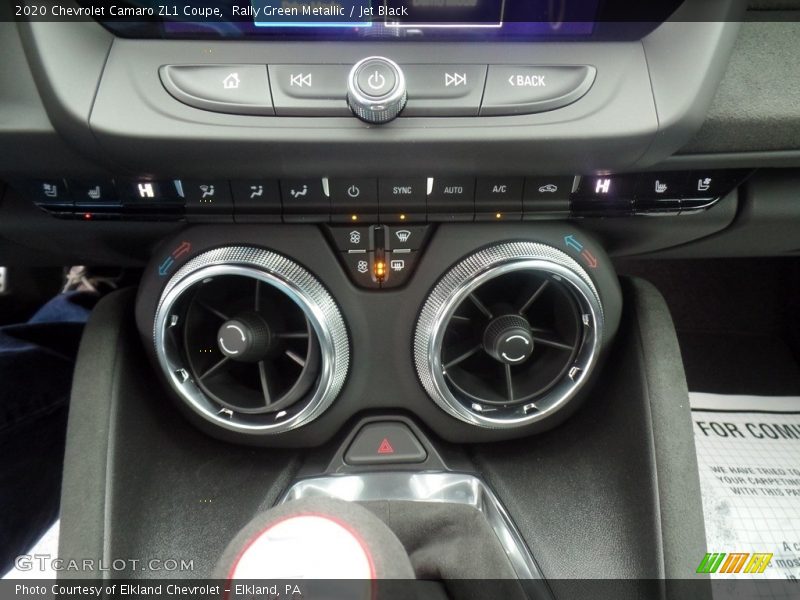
<box><xmin>377</xmin><ymin>438</ymin><xmax>395</xmax><ymax>455</ymax></box>
<box><xmin>172</xmin><ymin>241</ymin><xmax>192</xmax><ymax>259</ymax></box>
<box><xmin>581</xmin><ymin>249</ymin><xmax>599</xmax><ymax>269</ymax></box>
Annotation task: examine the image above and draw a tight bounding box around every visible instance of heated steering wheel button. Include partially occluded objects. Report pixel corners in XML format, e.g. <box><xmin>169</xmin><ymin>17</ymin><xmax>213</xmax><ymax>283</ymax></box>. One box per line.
<box><xmin>345</xmin><ymin>423</ymin><xmax>427</xmax><ymax>465</ymax></box>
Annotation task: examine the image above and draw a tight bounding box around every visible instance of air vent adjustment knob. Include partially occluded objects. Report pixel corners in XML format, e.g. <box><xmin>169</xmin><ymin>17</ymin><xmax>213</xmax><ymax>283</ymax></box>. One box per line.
<box><xmin>483</xmin><ymin>314</ymin><xmax>535</xmax><ymax>365</ymax></box>
<box><xmin>347</xmin><ymin>57</ymin><xmax>407</xmax><ymax>124</ymax></box>
<box><xmin>217</xmin><ymin>312</ymin><xmax>272</xmax><ymax>363</ymax></box>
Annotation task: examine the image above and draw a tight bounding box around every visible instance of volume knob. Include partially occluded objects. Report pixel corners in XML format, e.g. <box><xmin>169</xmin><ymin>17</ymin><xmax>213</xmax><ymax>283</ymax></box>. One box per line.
<box><xmin>347</xmin><ymin>56</ymin><xmax>407</xmax><ymax>124</ymax></box>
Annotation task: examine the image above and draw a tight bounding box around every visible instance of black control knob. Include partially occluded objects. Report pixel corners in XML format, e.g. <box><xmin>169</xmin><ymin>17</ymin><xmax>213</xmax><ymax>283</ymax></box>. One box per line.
<box><xmin>347</xmin><ymin>56</ymin><xmax>407</xmax><ymax>124</ymax></box>
<box><xmin>217</xmin><ymin>312</ymin><xmax>272</xmax><ymax>363</ymax></box>
<box><xmin>483</xmin><ymin>314</ymin><xmax>535</xmax><ymax>365</ymax></box>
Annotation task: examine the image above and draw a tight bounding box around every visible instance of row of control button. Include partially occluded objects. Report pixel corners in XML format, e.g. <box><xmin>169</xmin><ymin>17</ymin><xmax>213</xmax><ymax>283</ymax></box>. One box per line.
<box><xmin>160</xmin><ymin>63</ymin><xmax>596</xmax><ymax>118</ymax></box>
<box><xmin>571</xmin><ymin>171</ymin><xmax>750</xmax><ymax>216</ymax></box>
<box><xmin>327</xmin><ymin>225</ymin><xmax>430</xmax><ymax>289</ymax></box>
<box><xmin>18</xmin><ymin>170</ymin><xmax>750</xmax><ymax>222</ymax></box>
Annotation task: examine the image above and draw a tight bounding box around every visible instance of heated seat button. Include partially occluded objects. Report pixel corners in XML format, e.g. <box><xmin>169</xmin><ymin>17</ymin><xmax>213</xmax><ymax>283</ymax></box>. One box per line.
<box><xmin>69</xmin><ymin>180</ymin><xmax>118</xmax><ymax>207</ymax></box>
<box><xmin>269</xmin><ymin>65</ymin><xmax>351</xmax><ymax>116</ymax></box>
<box><xmin>160</xmin><ymin>65</ymin><xmax>273</xmax><ymax>115</ymax></box>
<box><xmin>481</xmin><ymin>66</ymin><xmax>596</xmax><ymax>116</ymax></box>
<box><xmin>345</xmin><ymin>423</ymin><xmax>427</xmax><ymax>465</ymax></box>
<box><xmin>403</xmin><ymin>65</ymin><xmax>487</xmax><ymax>116</ymax></box>
<box><xmin>634</xmin><ymin>173</ymin><xmax>691</xmax><ymax>199</ymax></box>
<box><xmin>685</xmin><ymin>170</ymin><xmax>749</xmax><ymax>199</ymax></box>
<box><xmin>20</xmin><ymin>179</ymin><xmax>71</xmax><ymax>207</ymax></box>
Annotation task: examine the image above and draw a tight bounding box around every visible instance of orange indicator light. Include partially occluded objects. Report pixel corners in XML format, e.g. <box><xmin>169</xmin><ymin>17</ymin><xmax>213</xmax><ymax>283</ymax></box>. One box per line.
<box><xmin>374</xmin><ymin>261</ymin><xmax>386</xmax><ymax>280</ymax></box>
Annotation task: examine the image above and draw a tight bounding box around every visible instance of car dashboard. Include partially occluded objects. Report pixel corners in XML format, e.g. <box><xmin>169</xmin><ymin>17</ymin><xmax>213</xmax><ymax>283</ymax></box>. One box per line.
<box><xmin>1</xmin><ymin>0</ymin><xmax>799</xmax><ymax>593</ymax></box>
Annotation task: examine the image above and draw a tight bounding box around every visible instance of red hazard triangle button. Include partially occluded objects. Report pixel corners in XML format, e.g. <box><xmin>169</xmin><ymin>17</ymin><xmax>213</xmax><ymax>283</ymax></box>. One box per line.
<box><xmin>344</xmin><ymin>422</ymin><xmax>427</xmax><ymax>465</ymax></box>
<box><xmin>377</xmin><ymin>438</ymin><xmax>395</xmax><ymax>455</ymax></box>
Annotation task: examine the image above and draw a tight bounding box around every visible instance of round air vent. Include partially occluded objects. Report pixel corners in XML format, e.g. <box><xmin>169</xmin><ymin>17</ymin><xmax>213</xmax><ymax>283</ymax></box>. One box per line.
<box><xmin>414</xmin><ymin>242</ymin><xmax>603</xmax><ymax>429</ymax></box>
<box><xmin>154</xmin><ymin>247</ymin><xmax>349</xmax><ymax>436</ymax></box>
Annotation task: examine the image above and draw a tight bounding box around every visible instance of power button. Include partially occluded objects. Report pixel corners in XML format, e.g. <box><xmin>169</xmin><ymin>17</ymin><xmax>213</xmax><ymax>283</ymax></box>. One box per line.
<box><xmin>356</xmin><ymin>60</ymin><xmax>397</xmax><ymax>98</ymax></box>
<box><xmin>347</xmin><ymin>56</ymin><xmax>407</xmax><ymax>124</ymax></box>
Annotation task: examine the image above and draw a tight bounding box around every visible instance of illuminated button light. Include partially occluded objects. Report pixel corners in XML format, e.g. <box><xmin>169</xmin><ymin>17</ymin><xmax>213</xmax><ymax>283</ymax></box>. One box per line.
<box><xmin>374</xmin><ymin>260</ymin><xmax>386</xmax><ymax>281</ymax></box>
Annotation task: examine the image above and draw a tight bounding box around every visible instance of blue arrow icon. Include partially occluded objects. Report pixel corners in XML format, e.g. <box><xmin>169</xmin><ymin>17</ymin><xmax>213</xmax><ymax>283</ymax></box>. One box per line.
<box><xmin>158</xmin><ymin>256</ymin><xmax>175</xmax><ymax>277</ymax></box>
<box><xmin>564</xmin><ymin>235</ymin><xmax>583</xmax><ymax>252</ymax></box>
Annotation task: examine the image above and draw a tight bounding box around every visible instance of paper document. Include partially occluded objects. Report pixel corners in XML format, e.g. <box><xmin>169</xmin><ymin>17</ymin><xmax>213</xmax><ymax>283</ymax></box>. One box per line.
<box><xmin>691</xmin><ymin>392</ymin><xmax>800</xmax><ymax>584</ymax></box>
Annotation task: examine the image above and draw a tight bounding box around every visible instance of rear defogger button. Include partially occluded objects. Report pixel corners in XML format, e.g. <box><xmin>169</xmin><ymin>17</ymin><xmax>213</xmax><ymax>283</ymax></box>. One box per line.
<box><xmin>480</xmin><ymin>66</ymin><xmax>596</xmax><ymax>116</ymax></box>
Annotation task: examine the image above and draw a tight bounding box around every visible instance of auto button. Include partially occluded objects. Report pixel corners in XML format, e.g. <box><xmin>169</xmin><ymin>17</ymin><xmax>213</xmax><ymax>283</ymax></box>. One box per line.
<box><xmin>481</xmin><ymin>66</ymin><xmax>596</xmax><ymax>116</ymax></box>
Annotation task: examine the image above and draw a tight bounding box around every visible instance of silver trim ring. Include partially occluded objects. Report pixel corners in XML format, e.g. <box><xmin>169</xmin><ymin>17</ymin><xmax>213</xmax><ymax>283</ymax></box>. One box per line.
<box><xmin>414</xmin><ymin>242</ymin><xmax>604</xmax><ymax>429</ymax></box>
<box><xmin>154</xmin><ymin>247</ymin><xmax>350</xmax><ymax>435</ymax></box>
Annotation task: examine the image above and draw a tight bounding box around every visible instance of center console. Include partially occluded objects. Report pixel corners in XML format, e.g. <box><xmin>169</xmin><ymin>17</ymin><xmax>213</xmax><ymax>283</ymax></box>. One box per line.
<box><xmin>5</xmin><ymin>0</ymin><xmax>750</xmax><ymax>595</ymax></box>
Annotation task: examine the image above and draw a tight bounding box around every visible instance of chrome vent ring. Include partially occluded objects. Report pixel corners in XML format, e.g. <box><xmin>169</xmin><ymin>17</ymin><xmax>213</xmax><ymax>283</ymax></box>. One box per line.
<box><xmin>414</xmin><ymin>242</ymin><xmax>603</xmax><ymax>429</ymax></box>
<box><xmin>154</xmin><ymin>246</ymin><xmax>350</xmax><ymax>435</ymax></box>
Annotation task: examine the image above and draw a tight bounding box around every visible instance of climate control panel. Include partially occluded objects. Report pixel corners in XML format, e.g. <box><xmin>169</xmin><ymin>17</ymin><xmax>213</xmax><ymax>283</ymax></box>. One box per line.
<box><xmin>17</xmin><ymin>170</ymin><xmax>751</xmax><ymax>223</ymax></box>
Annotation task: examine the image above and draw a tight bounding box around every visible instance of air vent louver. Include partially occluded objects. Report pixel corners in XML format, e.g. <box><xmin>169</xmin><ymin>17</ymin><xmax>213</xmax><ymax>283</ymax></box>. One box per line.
<box><xmin>414</xmin><ymin>242</ymin><xmax>603</xmax><ymax>429</ymax></box>
<box><xmin>154</xmin><ymin>247</ymin><xmax>349</xmax><ymax>436</ymax></box>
